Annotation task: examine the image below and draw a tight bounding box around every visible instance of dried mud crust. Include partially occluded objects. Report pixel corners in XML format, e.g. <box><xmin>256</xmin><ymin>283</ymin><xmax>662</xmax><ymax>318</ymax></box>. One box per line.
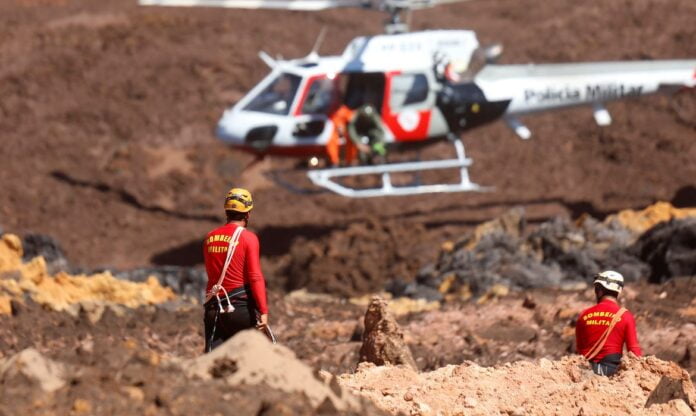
<box><xmin>338</xmin><ymin>355</ymin><xmax>696</xmax><ymax>416</ymax></box>
<box><xmin>2</xmin><ymin>279</ymin><xmax>694</xmax><ymax>382</ymax></box>
<box><xmin>1</xmin><ymin>0</ymin><xmax>695</xmax><ymax>273</ymax></box>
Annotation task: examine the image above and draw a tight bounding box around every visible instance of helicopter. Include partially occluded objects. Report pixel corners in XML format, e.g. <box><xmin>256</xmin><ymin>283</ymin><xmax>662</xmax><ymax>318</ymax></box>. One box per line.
<box><xmin>140</xmin><ymin>0</ymin><xmax>696</xmax><ymax>197</ymax></box>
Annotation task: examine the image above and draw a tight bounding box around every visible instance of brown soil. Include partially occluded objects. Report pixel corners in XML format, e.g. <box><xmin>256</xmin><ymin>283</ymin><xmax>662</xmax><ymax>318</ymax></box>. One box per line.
<box><xmin>1</xmin><ymin>278</ymin><xmax>695</xmax><ymax>414</ymax></box>
<box><xmin>338</xmin><ymin>355</ymin><xmax>696</xmax><ymax>415</ymax></box>
<box><xmin>2</xmin><ymin>278</ymin><xmax>694</xmax><ymax>378</ymax></box>
<box><xmin>1</xmin><ymin>1</ymin><xmax>695</xmax><ymax>413</ymax></box>
<box><xmin>1</xmin><ymin>0</ymin><xmax>695</xmax><ymax>283</ymax></box>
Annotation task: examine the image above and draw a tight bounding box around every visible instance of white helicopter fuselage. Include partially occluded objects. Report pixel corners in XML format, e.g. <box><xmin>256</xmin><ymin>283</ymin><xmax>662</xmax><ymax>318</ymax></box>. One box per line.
<box><xmin>217</xmin><ymin>29</ymin><xmax>695</xmax><ymax>155</ymax></box>
<box><xmin>216</xmin><ymin>30</ymin><xmax>481</xmax><ymax>155</ymax></box>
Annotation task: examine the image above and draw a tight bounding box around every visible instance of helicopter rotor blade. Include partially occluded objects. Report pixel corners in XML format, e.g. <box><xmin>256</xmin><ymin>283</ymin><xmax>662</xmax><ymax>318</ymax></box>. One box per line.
<box><xmin>139</xmin><ymin>0</ymin><xmax>371</xmax><ymax>10</ymax></box>
<box><xmin>138</xmin><ymin>0</ymin><xmax>475</xmax><ymax>10</ymax></box>
<box><xmin>382</xmin><ymin>0</ymin><xmax>474</xmax><ymax>9</ymax></box>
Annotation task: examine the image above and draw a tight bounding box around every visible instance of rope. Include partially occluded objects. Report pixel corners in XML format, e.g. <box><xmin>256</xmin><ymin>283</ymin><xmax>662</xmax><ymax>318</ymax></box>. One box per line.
<box><xmin>206</xmin><ymin>307</ymin><xmax>220</xmax><ymax>353</ymax></box>
<box><xmin>206</xmin><ymin>226</ymin><xmax>244</xmax><ymax>304</ymax></box>
<box><xmin>584</xmin><ymin>307</ymin><xmax>627</xmax><ymax>361</ymax></box>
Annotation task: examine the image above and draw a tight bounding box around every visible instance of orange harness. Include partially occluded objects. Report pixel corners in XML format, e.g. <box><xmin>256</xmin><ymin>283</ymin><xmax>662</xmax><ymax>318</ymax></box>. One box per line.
<box><xmin>583</xmin><ymin>307</ymin><xmax>626</xmax><ymax>361</ymax></box>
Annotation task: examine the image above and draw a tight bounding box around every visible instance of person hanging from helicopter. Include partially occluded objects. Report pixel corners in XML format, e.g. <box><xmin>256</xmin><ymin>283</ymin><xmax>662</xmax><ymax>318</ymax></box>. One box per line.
<box><xmin>327</xmin><ymin>103</ymin><xmax>354</xmax><ymax>166</ymax></box>
<box><xmin>346</xmin><ymin>104</ymin><xmax>388</xmax><ymax>165</ymax></box>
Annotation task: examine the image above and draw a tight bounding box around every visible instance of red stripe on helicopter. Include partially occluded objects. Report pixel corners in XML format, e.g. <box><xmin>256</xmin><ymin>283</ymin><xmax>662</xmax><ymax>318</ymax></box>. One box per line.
<box><xmin>381</xmin><ymin>71</ymin><xmax>431</xmax><ymax>142</ymax></box>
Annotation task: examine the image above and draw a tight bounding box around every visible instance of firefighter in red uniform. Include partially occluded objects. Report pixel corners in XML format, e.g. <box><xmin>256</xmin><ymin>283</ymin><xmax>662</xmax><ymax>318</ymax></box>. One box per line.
<box><xmin>576</xmin><ymin>270</ymin><xmax>642</xmax><ymax>376</ymax></box>
<box><xmin>202</xmin><ymin>187</ymin><xmax>269</xmax><ymax>352</ymax></box>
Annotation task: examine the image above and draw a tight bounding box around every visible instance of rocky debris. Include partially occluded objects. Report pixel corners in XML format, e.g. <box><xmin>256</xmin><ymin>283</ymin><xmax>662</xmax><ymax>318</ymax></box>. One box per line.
<box><xmin>394</xmin><ymin>209</ymin><xmax>649</xmax><ymax>300</ymax></box>
<box><xmin>0</xmin><ymin>331</ymin><xmax>384</xmax><ymax>416</ymax></box>
<box><xmin>184</xmin><ymin>330</ymin><xmax>370</xmax><ymax>412</ymax></box>
<box><xmin>607</xmin><ymin>202</ymin><xmax>696</xmax><ymax>235</ymax></box>
<box><xmin>339</xmin><ymin>354</ymin><xmax>696</xmax><ymax>416</ymax></box>
<box><xmin>0</xmin><ymin>348</ymin><xmax>67</xmax><ymax>393</ymax></box>
<box><xmin>1</xmin><ymin>231</ymin><xmax>208</xmax><ymax>299</ymax></box>
<box><xmin>9</xmin><ymin>232</ymin><xmax>207</xmax><ymax>299</ymax></box>
<box><xmin>359</xmin><ymin>296</ymin><xmax>417</xmax><ymax>370</ymax></box>
<box><xmin>458</xmin><ymin>206</ymin><xmax>526</xmax><ymax>250</ymax></box>
<box><xmin>21</xmin><ymin>233</ymin><xmax>70</xmax><ymax>275</ymax></box>
<box><xmin>284</xmin><ymin>218</ymin><xmax>430</xmax><ymax>297</ymax></box>
<box><xmin>632</xmin><ymin>218</ymin><xmax>696</xmax><ymax>283</ymax></box>
<box><xmin>0</xmin><ymin>234</ymin><xmax>176</xmax><ymax>315</ymax></box>
<box><xmin>113</xmin><ymin>266</ymin><xmax>207</xmax><ymax>300</ymax></box>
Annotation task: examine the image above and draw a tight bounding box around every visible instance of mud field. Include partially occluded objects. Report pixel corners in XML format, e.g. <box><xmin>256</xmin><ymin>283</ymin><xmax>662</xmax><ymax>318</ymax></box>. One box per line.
<box><xmin>1</xmin><ymin>0</ymin><xmax>696</xmax><ymax>414</ymax></box>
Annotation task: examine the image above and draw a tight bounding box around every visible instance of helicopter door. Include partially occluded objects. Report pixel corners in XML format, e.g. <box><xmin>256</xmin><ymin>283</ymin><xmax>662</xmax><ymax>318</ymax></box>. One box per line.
<box><xmin>344</xmin><ymin>73</ymin><xmax>386</xmax><ymax>110</ymax></box>
<box><xmin>382</xmin><ymin>72</ymin><xmax>434</xmax><ymax>141</ymax></box>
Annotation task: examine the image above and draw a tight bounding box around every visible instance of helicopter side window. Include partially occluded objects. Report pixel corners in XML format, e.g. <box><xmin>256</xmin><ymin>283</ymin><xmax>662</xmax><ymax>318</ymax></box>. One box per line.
<box><xmin>389</xmin><ymin>74</ymin><xmax>429</xmax><ymax>110</ymax></box>
<box><xmin>300</xmin><ymin>78</ymin><xmax>336</xmax><ymax>115</ymax></box>
<box><xmin>344</xmin><ymin>73</ymin><xmax>385</xmax><ymax>110</ymax></box>
<box><xmin>244</xmin><ymin>73</ymin><xmax>302</xmax><ymax>115</ymax></box>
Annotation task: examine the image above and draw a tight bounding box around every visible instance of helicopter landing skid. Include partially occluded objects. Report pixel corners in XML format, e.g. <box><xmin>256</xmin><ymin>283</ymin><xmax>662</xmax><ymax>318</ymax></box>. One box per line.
<box><xmin>306</xmin><ymin>140</ymin><xmax>492</xmax><ymax>198</ymax></box>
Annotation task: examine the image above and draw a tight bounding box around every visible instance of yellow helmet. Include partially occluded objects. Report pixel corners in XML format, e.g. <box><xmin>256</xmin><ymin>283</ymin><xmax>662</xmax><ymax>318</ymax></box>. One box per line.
<box><xmin>224</xmin><ymin>188</ymin><xmax>253</xmax><ymax>213</ymax></box>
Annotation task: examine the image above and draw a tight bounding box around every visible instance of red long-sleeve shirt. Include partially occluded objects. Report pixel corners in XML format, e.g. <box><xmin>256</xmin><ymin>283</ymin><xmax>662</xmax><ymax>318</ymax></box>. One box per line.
<box><xmin>203</xmin><ymin>223</ymin><xmax>268</xmax><ymax>314</ymax></box>
<box><xmin>575</xmin><ymin>299</ymin><xmax>642</xmax><ymax>362</ymax></box>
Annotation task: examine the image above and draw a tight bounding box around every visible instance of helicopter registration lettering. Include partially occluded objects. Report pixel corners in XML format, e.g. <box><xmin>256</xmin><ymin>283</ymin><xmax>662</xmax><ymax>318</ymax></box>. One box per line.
<box><xmin>379</xmin><ymin>41</ymin><xmax>421</xmax><ymax>53</ymax></box>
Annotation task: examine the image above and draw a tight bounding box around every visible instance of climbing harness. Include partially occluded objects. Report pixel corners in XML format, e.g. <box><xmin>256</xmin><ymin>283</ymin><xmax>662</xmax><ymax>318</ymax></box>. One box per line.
<box><xmin>204</xmin><ymin>225</ymin><xmax>278</xmax><ymax>351</ymax></box>
<box><xmin>205</xmin><ymin>226</ymin><xmax>244</xmax><ymax>353</ymax></box>
<box><xmin>205</xmin><ymin>226</ymin><xmax>245</xmax><ymax>310</ymax></box>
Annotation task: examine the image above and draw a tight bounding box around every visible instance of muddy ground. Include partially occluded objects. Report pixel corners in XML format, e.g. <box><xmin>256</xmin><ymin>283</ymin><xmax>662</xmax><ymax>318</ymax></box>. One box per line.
<box><xmin>2</xmin><ymin>278</ymin><xmax>694</xmax><ymax>380</ymax></box>
<box><xmin>1</xmin><ymin>0</ymin><xmax>695</xmax><ymax>281</ymax></box>
<box><xmin>1</xmin><ymin>0</ymin><xmax>696</xmax><ymax>414</ymax></box>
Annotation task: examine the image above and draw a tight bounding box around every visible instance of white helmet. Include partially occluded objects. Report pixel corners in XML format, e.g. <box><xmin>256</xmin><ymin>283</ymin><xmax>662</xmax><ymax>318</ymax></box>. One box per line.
<box><xmin>593</xmin><ymin>270</ymin><xmax>624</xmax><ymax>294</ymax></box>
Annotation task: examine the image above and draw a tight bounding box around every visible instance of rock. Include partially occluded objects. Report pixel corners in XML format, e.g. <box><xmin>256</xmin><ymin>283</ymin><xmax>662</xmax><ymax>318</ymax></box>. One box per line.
<box><xmin>463</xmin><ymin>396</ymin><xmax>478</xmax><ymax>408</ymax></box>
<box><xmin>522</xmin><ymin>294</ymin><xmax>536</xmax><ymax>309</ymax></box>
<box><xmin>21</xmin><ymin>234</ymin><xmax>70</xmax><ymax>274</ymax></box>
<box><xmin>183</xmin><ymin>330</ymin><xmax>361</xmax><ymax>411</ymax></box>
<box><xmin>672</xmin><ymin>399</ymin><xmax>693</xmax><ymax>416</ymax></box>
<box><xmin>645</xmin><ymin>375</ymin><xmax>695</xmax><ymax>410</ymax></box>
<box><xmin>122</xmin><ymin>386</ymin><xmax>145</xmax><ymax>402</ymax></box>
<box><xmin>359</xmin><ymin>296</ymin><xmax>418</xmax><ymax>370</ymax></box>
<box><xmin>608</xmin><ymin>202</ymin><xmax>696</xmax><ymax>234</ymax></box>
<box><xmin>72</xmin><ymin>398</ymin><xmax>92</xmax><ymax>414</ymax></box>
<box><xmin>113</xmin><ymin>266</ymin><xmax>207</xmax><ymax>300</ymax></box>
<box><xmin>0</xmin><ymin>348</ymin><xmax>66</xmax><ymax>392</ymax></box>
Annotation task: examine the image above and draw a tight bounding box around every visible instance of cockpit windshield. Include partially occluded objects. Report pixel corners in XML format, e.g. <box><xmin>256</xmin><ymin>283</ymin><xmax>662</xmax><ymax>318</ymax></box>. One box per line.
<box><xmin>300</xmin><ymin>77</ymin><xmax>337</xmax><ymax>115</ymax></box>
<box><xmin>244</xmin><ymin>72</ymin><xmax>301</xmax><ymax>115</ymax></box>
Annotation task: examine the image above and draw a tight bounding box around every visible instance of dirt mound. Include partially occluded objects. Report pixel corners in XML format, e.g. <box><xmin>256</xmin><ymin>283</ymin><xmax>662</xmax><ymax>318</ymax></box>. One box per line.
<box><xmin>632</xmin><ymin>218</ymin><xmax>696</xmax><ymax>283</ymax></box>
<box><xmin>0</xmin><ymin>335</ymin><xmax>384</xmax><ymax>416</ymax></box>
<box><xmin>339</xmin><ymin>355</ymin><xmax>696</xmax><ymax>415</ymax></box>
<box><xmin>184</xmin><ymin>330</ymin><xmax>369</xmax><ymax>412</ymax></box>
<box><xmin>607</xmin><ymin>202</ymin><xmax>696</xmax><ymax>234</ymax></box>
<box><xmin>0</xmin><ymin>234</ymin><xmax>176</xmax><ymax>315</ymax></box>
<box><xmin>284</xmin><ymin>218</ymin><xmax>430</xmax><ymax>296</ymax></box>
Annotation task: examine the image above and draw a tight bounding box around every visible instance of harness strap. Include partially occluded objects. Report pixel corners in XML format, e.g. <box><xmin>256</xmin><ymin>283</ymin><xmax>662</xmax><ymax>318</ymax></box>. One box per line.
<box><xmin>584</xmin><ymin>307</ymin><xmax>627</xmax><ymax>361</ymax></box>
<box><xmin>205</xmin><ymin>226</ymin><xmax>245</xmax><ymax>305</ymax></box>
